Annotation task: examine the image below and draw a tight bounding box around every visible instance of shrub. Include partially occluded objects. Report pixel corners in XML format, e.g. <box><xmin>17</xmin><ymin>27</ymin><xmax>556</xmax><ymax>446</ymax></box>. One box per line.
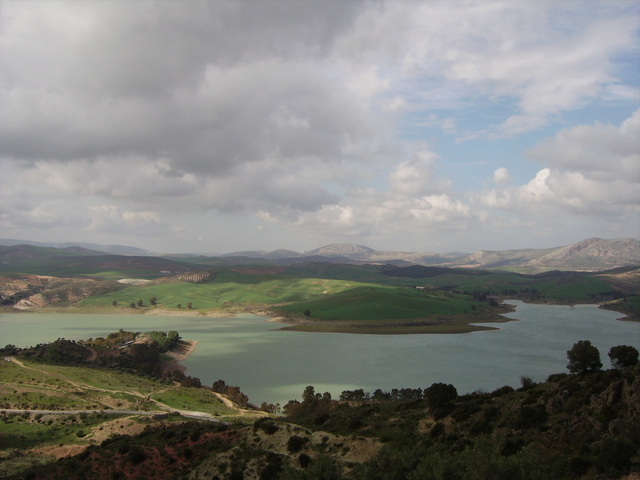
<box><xmin>491</xmin><ymin>385</ymin><xmax>515</xmax><ymax>397</ymax></box>
<box><xmin>287</xmin><ymin>435</ymin><xmax>307</xmax><ymax>453</ymax></box>
<box><xmin>298</xmin><ymin>453</ymin><xmax>312</xmax><ymax>468</ymax></box>
<box><xmin>127</xmin><ymin>445</ymin><xmax>147</xmax><ymax>466</ymax></box>
<box><xmin>514</xmin><ymin>405</ymin><xmax>548</xmax><ymax>429</ymax></box>
<box><xmin>519</xmin><ymin>376</ymin><xmax>534</xmax><ymax>390</ymax></box>
<box><xmin>254</xmin><ymin>419</ymin><xmax>280</xmax><ymax>435</ymax></box>
<box><xmin>591</xmin><ymin>437</ymin><xmax>636</xmax><ymax>474</ymax></box>
<box><xmin>425</xmin><ymin>383</ymin><xmax>457</xmax><ymax>409</ymax></box>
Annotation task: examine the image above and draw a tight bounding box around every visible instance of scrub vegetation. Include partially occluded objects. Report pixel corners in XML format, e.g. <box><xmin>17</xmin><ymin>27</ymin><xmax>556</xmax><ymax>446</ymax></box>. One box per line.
<box><xmin>2</xmin><ymin>338</ymin><xmax>638</xmax><ymax>480</ymax></box>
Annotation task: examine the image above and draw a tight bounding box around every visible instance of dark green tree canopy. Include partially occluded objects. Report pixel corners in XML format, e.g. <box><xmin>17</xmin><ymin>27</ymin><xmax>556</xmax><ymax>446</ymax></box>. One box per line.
<box><xmin>608</xmin><ymin>345</ymin><xmax>639</xmax><ymax>368</ymax></box>
<box><xmin>425</xmin><ymin>382</ymin><xmax>457</xmax><ymax>409</ymax></box>
<box><xmin>567</xmin><ymin>340</ymin><xmax>602</xmax><ymax>373</ymax></box>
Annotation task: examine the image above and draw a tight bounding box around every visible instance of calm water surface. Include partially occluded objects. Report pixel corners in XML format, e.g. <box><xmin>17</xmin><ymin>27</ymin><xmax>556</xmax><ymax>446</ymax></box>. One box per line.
<box><xmin>1</xmin><ymin>301</ymin><xmax>638</xmax><ymax>406</ymax></box>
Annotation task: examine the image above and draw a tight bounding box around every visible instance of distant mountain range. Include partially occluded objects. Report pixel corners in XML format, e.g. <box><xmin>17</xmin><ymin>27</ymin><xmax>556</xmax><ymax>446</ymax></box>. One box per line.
<box><xmin>0</xmin><ymin>239</ymin><xmax>155</xmax><ymax>256</ymax></box>
<box><xmin>224</xmin><ymin>238</ymin><xmax>640</xmax><ymax>272</ymax></box>
<box><xmin>1</xmin><ymin>237</ymin><xmax>638</xmax><ymax>272</ymax></box>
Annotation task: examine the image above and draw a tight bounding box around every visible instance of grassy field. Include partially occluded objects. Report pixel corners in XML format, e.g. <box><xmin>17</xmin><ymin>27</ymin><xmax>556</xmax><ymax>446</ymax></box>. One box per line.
<box><xmin>69</xmin><ymin>263</ymin><xmax>633</xmax><ymax>334</ymax></box>
<box><xmin>151</xmin><ymin>388</ymin><xmax>236</xmax><ymax>417</ymax></box>
<box><xmin>0</xmin><ymin>245</ymin><xmax>197</xmax><ymax>278</ymax></box>
<box><xmin>1</xmin><ymin>357</ymin><xmax>243</xmax><ymax>417</ymax></box>
<box><xmin>273</xmin><ymin>286</ymin><xmax>480</xmax><ymax>320</ymax></box>
<box><xmin>0</xmin><ymin>411</ymin><xmax>117</xmax><ymax>451</ymax></box>
<box><xmin>3</xmin><ymin>250</ymin><xmax>634</xmax><ymax>335</ymax></box>
<box><xmin>78</xmin><ymin>270</ymin><xmax>361</xmax><ymax>311</ymax></box>
<box><xmin>276</xmin><ymin>315</ymin><xmax>505</xmax><ymax>334</ymax></box>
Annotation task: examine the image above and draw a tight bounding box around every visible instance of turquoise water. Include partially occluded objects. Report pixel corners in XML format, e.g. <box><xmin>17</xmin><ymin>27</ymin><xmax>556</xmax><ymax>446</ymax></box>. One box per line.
<box><xmin>1</xmin><ymin>302</ymin><xmax>638</xmax><ymax>406</ymax></box>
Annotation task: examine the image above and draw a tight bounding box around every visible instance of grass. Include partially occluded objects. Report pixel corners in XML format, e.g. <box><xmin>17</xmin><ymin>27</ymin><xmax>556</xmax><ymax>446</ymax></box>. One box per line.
<box><xmin>269</xmin><ymin>285</ymin><xmax>516</xmax><ymax>334</ymax></box>
<box><xmin>14</xmin><ymin>360</ymin><xmax>162</xmax><ymax>393</ymax></box>
<box><xmin>151</xmin><ymin>388</ymin><xmax>236</xmax><ymax>416</ymax></box>
<box><xmin>78</xmin><ymin>271</ymin><xmax>361</xmax><ymax>310</ymax></box>
<box><xmin>1</xmin><ymin>358</ymin><xmax>248</xmax><ymax>420</ymax></box>
<box><xmin>0</xmin><ymin>389</ymin><xmax>94</xmax><ymax>411</ymax></box>
<box><xmin>73</xmin><ymin>264</ymin><xmax>624</xmax><ymax>334</ymax></box>
<box><xmin>277</xmin><ymin>318</ymin><xmax>502</xmax><ymax>335</ymax></box>
<box><xmin>1</xmin><ymin>359</ymin><xmax>173</xmax><ymax>414</ymax></box>
<box><xmin>273</xmin><ymin>286</ymin><xmax>481</xmax><ymax>320</ymax></box>
<box><xmin>0</xmin><ymin>412</ymin><xmax>116</xmax><ymax>451</ymax></box>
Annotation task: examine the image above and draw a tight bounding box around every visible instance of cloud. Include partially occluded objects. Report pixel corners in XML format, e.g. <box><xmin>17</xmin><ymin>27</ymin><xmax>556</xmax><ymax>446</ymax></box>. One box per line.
<box><xmin>493</xmin><ymin>168</ymin><xmax>510</xmax><ymax>186</ymax></box>
<box><xmin>526</xmin><ymin>109</ymin><xmax>640</xmax><ymax>182</ymax></box>
<box><xmin>0</xmin><ymin>1</ymin><xmax>637</xmax><ymax>251</ymax></box>
<box><xmin>333</xmin><ymin>1</ymin><xmax>639</xmax><ymax>138</ymax></box>
<box><xmin>479</xmin><ymin>111</ymin><xmax>640</xmax><ymax>219</ymax></box>
<box><xmin>288</xmin><ymin>145</ymin><xmax>477</xmax><ymax>242</ymax></box>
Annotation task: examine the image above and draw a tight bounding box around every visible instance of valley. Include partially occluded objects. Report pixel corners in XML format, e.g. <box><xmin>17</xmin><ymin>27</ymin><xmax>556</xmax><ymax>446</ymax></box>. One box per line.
<box><xmin>1</xmin><ymin>239</ymin><xmax>638</xmax><ymax>335</ymax></box>
<box><xmin>0</xmin><ymin>238</ymin><xmax>638</xmax><ymax>479</ymax></box>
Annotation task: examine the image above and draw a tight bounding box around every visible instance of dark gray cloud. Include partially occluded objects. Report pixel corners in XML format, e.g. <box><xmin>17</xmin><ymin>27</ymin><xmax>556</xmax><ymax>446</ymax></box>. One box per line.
<box><xmin>0</xmin><ymin>0</ymin><xmax>637</xmax><ymax>252</ymax></box>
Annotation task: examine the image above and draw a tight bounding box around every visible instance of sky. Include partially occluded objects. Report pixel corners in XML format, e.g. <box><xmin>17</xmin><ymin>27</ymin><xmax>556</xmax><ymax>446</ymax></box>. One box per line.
<box><xmin>0</xmin><ymin>0</ymin><xmax>639</xmax><ymax>254</ymax></box>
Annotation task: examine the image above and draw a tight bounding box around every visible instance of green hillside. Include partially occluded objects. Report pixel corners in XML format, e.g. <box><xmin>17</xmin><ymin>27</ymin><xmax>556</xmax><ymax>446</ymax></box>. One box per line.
<box><xmin>0</xmin><ymin>245</ymin><xmax>200</xmax><ymax>278</ymax></box>
<box><xmin>78</xmin><ymin>270</ymin><xmax>360</xmax><ymax>310</ymax></box>
<box><xmin>273</xmin><ymin>286</ymin><xmax>479</xmax><ymax>320</ymax></box>
<box><xmin>2</xmin><ymin>245</ymin><xmax>636</xmax><ymax>332</ymax></box>
<box><xmin>5</xmin><ymin>354</ymin><xmax>639</xmax><ymax>480</ymax></box>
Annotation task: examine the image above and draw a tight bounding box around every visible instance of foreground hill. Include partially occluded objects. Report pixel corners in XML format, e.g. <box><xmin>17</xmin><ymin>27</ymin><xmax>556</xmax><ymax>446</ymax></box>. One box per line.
<box><xmin>4</xmin><ymin>347</ymin><xmax>639</xmax><ymax>480</ymax></box>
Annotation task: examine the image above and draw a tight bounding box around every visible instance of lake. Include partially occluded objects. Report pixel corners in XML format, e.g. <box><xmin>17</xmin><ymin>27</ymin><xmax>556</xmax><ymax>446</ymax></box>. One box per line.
<box><xmin>1</xmin><ymin>301</ymin><xmax>638</xmax><ymax>406</ymax></box>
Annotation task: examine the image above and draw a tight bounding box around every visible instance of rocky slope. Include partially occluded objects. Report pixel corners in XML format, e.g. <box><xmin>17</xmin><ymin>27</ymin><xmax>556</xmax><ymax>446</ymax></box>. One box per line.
<box><xmin>0</xmin><ymin>275</ymin><xmax>125</xmax><ymax>308</ymax></box>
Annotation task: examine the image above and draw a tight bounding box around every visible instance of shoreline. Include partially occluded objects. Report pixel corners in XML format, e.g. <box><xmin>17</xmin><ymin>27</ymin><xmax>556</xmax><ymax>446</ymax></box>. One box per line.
<box><xmin>165</xmin><ymin>339</ymin><xmax>199</xmax><ymax>362</ymax></box>
<box><xmin>162</xmin><ymin>339</ymin><xmax>198</xmax><ymax>375</ymax></box>
<box><xmin>144</xmin><ymin>308</ymin><xmax>237</xmax><ymax>317</ymax></box>
<box><xmin>258</xmin><ymin>300</ymin><xmax>637</xmax><ymax>335</ymax></box>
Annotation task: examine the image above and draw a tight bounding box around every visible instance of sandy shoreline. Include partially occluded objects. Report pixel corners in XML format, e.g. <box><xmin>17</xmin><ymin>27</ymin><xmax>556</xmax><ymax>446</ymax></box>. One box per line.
<box><xmin>165</xmin><ymin>339</ymin><xmax>199</xmax><ymax>362</ymax></box>
<box><xmin>144</xmin><ymin>308</ymin><xmax>236</xmax><ymax>317</ymax></box>
<box><xmin>160</xmin><ymin>339</ymin><xmax>198</xmax><ymax>376</ymax></box>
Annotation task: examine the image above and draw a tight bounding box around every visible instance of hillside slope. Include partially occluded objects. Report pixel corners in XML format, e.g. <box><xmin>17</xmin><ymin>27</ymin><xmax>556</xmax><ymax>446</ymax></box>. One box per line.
<box><xmin>7</xmin><ymin>363</ymin><xmax>639</xmax><ymax>480</ymax></box>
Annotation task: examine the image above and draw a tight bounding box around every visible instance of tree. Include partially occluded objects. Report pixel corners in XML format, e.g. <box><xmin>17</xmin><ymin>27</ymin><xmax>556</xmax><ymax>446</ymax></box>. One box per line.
<box><xmin>129</xmin><ymin>302</ymin><xmax>136</xmax><ymax>308</ymax></box>
<box><xmin>186</xmin><ymin>302</ymin><xmax>192</xmax><ymax>309</ymax></box>
<box><xmin>424</xmin><ymin>383</ymin><xmax>457</xmax><ymax>409</ymax></box>
<box><xmin>303</xmin><ymin>309</ymin><xmax>311</xmax><ymax>317</ymax></box>
<box><xmin>302</xmin><ymin>385</ymin><xmax>321</xmax><ymax>403</ymax></box>
<box><xmin>112</xmin><ymin>300</ymin><xmax>118</xmax><ymax>306</ymax></box>
<box><xmin>181</xmin><ymin>376</ymin><xmax>202</xmax><ymax>388</ymax></box>
<box><xmin>137</xmin><ymin>299</ymin><xmax>143</xmax><ymax>307</ymax></box>
<box><xmin>176</xmin><ymin>304</ymin><xmax>182</xmax><ymax>309</ymax></box>
<box><xmin>608</xmin><ymin>345</ymin><xmax>639</xmax><ymax>368</ymax></box>
<box><xmin>567</xmin><ymin>340</ymin><xmax>602</xmax><ymax>373</ymax></box>
<box><xmin>212</xmin><ymin>379</ymin><xmax>227</xmax><ymax>393</ymax></box>
<box><xmin>149</xmin><ymin>297</ymin><xmax>157</xmax><ymax>306</ymax></box>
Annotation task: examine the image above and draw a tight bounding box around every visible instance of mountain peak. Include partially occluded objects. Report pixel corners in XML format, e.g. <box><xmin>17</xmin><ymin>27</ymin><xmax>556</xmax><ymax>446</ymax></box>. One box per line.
<box><xmin>304</xmin><ymin>244</ymin><xmax>377</xmax><ymax>258</ymax></box>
